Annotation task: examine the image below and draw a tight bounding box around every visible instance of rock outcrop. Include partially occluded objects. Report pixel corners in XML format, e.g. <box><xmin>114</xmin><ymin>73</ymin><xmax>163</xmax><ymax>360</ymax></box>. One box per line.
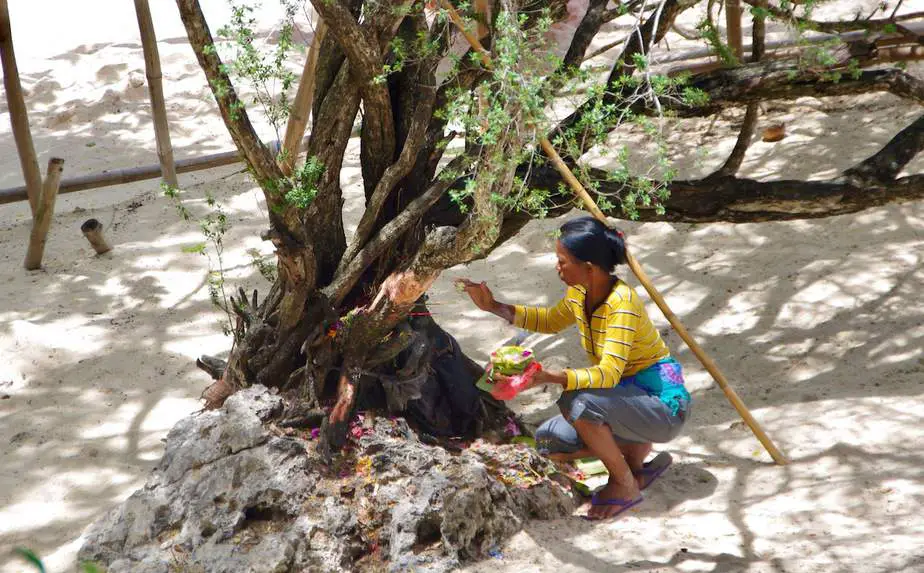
<box><xmin>79</xmin><ymin>386</ymin><xmax>576</xmax><ymax>572</ymax></box>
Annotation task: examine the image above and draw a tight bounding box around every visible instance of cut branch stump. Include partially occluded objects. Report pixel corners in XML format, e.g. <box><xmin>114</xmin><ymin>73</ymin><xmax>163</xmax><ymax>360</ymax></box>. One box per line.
<box><xmin>80</xmin><ymin>219</ymin><xmax>112</xmax><ymax>255</ymax></box>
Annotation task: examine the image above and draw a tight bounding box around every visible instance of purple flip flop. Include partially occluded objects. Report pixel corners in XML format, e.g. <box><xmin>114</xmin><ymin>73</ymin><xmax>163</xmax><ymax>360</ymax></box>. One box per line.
<box><xmin>634</xmin><ymin>451</ymin><xmax>673</xmax><ymax>491</ymax></box>
<box><xmin>584</xmin><ymin>494</ymin><xmax>644</xmax><ymax>521</ymax></box>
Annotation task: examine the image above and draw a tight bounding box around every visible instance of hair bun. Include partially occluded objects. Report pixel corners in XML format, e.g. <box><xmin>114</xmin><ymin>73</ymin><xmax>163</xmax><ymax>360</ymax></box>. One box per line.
<box><xmin>604</xmin><ymin>227</ymin><xmax>627</xmax><ymax>266</ymax></box>
<box><xmin>558</xmin><ymin>216</ymin><xmax>627</xmax><ymax>271</ymax></box>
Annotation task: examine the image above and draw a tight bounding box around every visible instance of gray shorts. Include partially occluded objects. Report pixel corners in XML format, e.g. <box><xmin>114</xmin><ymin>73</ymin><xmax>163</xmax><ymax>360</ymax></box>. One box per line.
<box><xmin>535</xmin><ymin>384</ymin><xmax>689</xmax><ymax>453</ymax></box>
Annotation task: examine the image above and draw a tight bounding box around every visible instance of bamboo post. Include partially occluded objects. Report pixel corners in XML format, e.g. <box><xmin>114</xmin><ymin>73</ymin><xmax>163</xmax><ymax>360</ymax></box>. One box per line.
<box><xmin>0</xmin><ymin>0</ymin><xmax>42</xmax><ymax>216</ymax></box>
<box><xmin>24</xmin><ymin>158</ymin><xmax>65</xmax><ymax>270</ymax></box>
<box><xmin>280</xmin><ymin>18</ymin><xmax>326</xmax><ymax>175</ymax></box>
<box><xmin>134</xmin><ymin>0</ymin><xmax>178</xmax><ymax>187</ymax></box>
<box><xmin>441</xmin><ymin>0</ymin><xmax>788</xmax><ymax>464</ymax></box>
<box><xmin>80</xmin><ymin>219</ymin><xmax>112</xmax><ymax>255</ymax></box>
<box><xmin>725</xmin><ymin>0</ymin><xmax>744</xmax><ymax>61</ymax></box>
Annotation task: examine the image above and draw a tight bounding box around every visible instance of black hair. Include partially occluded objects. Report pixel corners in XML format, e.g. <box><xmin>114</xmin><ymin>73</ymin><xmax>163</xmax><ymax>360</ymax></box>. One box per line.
<box><xmin>558</xmin><ymin>216</ymin><xmax>626</xmax><ymax>272</ymax></box>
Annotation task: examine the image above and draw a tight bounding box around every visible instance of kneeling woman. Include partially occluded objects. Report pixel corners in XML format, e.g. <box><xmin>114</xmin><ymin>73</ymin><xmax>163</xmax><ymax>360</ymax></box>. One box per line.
<box><xmin>459</xmin><ymin>217</ymin><xmax>691</xmax><ymax>520</ymax></box>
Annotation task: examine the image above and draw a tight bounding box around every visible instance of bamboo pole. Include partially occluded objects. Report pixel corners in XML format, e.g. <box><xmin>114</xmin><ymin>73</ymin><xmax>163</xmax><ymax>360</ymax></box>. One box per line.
<box><xmin>134</xmin><ymin>0</ymin><xmax>178</xmax><ymax>187</ymax></box>
<box><xmin>441</xmin><ymin>0</ymin><xmax>788</xmax><ymax>464</ymax></box>
<box><xmin>0</xmin><ymin>136</ymin><xmax>311</xmax><ymax>206</ymax></box>
<box><xmin>0</xmin><ymin>0</ymin><xmax>42</xmax><ymax>216</ymax></box>
<box><xmin>24</xmin><ymin>158</ymin><xmax>65</xmax><ymax>270</ymax></box>
<box><xmin>725</xmin><ymin>0</ymin><xmax>744</xmax><ymax>61</ymax></box>
<box><xmin>280</xmin><ymin>18</ymin><xmax>326</xmax><ymax>176</ymax></box>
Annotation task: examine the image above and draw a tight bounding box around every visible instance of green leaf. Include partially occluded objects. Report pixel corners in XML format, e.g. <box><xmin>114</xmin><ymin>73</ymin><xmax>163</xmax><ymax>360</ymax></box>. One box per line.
<box><xmin>182</xmin><ymin>243</ymin><xmax>207</xmax><ymax>254</ymax></box>
<box><xmin>13</xmin><ymin>548</ymin><xmax>46</xmax><ymax>573</ymax></box>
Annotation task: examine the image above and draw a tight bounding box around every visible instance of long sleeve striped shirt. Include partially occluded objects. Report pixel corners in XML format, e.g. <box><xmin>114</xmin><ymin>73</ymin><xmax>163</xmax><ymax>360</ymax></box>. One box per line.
<box><xmin>512</xmin><ymin>280</ymin><xmax>670</xmax><ymax>391</ymax></box>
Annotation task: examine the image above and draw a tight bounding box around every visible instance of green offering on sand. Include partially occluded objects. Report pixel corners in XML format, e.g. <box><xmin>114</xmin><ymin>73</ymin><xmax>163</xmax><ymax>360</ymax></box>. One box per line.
<box><xmin>571</xmin><ymin>457</ymin><xmax>609</xmax><ymax>496</ymax></box>
<box><xmin>475</xmin><ymin>345</ymin><xmax>535</xmax><ymax>392</ymax></box>
<box><xmin>574</xmin><ymin>457</ymin><xmax>607</xmax><ymax>476</ymax></box>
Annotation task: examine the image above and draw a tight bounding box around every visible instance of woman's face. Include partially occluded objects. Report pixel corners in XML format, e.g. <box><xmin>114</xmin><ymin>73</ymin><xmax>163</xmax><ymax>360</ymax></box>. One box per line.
<box><xmin>555</xmin><ymin>240</ymin><xmax>588</xmax><ymax>286</ymax></box>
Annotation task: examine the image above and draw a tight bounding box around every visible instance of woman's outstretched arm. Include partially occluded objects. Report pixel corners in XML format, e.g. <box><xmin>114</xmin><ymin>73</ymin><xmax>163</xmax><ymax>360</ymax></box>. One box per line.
<box><xmin>456</xmin><ymin>279</ymin><xmax>515</xmax><ymax>323</ymax></box>
<box><xmin>457</xmin><ymin>279</ymin><xmax>575</xmax><ymax>333</ymax></box>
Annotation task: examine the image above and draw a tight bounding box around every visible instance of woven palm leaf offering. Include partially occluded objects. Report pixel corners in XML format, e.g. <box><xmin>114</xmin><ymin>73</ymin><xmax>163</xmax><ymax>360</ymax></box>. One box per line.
<box><xmin>476</xmin><ymin>346</ymin><xmax>542</xmax><ymax>400</ymax></box>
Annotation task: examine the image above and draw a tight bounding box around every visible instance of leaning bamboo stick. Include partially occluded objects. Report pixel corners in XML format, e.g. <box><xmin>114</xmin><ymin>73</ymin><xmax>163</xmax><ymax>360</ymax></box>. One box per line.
<box><xmin>24</xmin><ymin>158</ymin><xmax>65</xmax><ymax>270</ymax></box>
<box><xmin>441</xmin><ymin>0</ymin><xmax>788</xmax><ymax>465</ymax></box>
<box><xmin>280</xmin><ymin>17</ymin><xmax>326</xmax><ymax>176</ymax></box>
<box><xmin>134</xmin><ymin>0</ymin><xmax>178</xmax><ymax>187</ymax></box>
<box><xmin>0</xmin><ymin>0</ymin><xmax>42</xmax><ymax>216</ymax></box>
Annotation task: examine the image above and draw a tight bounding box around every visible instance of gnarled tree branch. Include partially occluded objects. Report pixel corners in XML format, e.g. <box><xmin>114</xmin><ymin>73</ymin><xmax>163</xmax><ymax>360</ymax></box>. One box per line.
<box><xmin>307</xmin><ymin>0</ymin><xmax>382</xmax><ymax>84</ymax></box>
<box><xmin>844</xmin><ymin>113</ymin><xmax>924</xmax><ymax>184</ymax></box>
<box><xmin>711</xmin><ymin>0</ymin><xmax>765</xmax><ymax>178</ymax></box>
<box><xmin>740</xmin><ymin>1</ymin><xmax>924</xmax><ymax>35</ymax></box>
<box><xmin>324</xmin><ymin>156</ymin><xmax>468</xmax><ymax>304</ymax></box>
<box><xmin>670</xmin><ymin>65</ymin><xmax>924</xmax><ymax>117</ymax></box>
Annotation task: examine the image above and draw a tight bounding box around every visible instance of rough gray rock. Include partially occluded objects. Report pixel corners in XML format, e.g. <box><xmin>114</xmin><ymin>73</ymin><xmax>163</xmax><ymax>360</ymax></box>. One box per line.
<box><xmin>79</xmin><ymin>386</ymin><xmax>576</xmax><ymax>572</ymax></box>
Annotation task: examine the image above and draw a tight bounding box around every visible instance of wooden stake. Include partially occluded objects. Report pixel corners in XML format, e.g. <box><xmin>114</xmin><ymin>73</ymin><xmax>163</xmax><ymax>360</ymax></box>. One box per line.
<box><xmin>0</xmin><ymin>0</ymin><xmax>42</xmax><ymax>216</ymax></box>
<box><xmin>725</xmin><ymin>0</ymin><xmax>744</xmax><ymax>61</ymax></box>
<box><xmin>280</xmin><ymin>18</ymin><xmax>326</xmax><ymax>176</ymax></box>
<box><xmin>134</xmin><ymin>0</ymin><xmax>178</xmax><ymax>187</ymax></box>
<box><xmin>442</xmin><ymin>0</ymin><xmax>788</xmax><ymax>464</ymax></box>
<box><xmin>80</xmin><ymin>218</ymin><xmax>112</xmax><ymax>255</ymax></box>
<box><xmin>24</xmin><ymin>158</ymin><xmax>65</xmax><ymax>270</ymax></box>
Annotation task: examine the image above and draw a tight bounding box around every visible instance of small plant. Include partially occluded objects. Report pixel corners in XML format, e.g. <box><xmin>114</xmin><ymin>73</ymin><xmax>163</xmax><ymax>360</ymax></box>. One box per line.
<box><xmin>214</xmin><ymin>0</ymin><xmax>303</xmax><ymax>139</ymax></box>
<box><xmin>13</xmin><ymin>547</ymin><xmax>104</xmax><ymax>573</ymax></box>
<box><xmin>697</xmin><ymin>17</ymin><xmax>738</xmax><ymax>67</ymax></box>
<box><xmin>247</xmin><ymin>248</ymin><xmax>278</xmax><ymax>283</ymax></box>
<box><xmin>163</xmin><ymin>184</ymin><xmax>237</xmax><ymax>339</ymax></box>
<box><xmin>283</xmin><ymin>155</ymin><xmax>325</xmax><ymax>209</ymax></box>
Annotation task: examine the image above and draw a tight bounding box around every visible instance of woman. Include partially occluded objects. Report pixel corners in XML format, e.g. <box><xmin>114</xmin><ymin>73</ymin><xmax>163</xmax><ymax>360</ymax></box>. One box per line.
<box><xmin>459</xmin><ymin>216</ymin><xmax>691</xmax><ymax>520</ymax></box>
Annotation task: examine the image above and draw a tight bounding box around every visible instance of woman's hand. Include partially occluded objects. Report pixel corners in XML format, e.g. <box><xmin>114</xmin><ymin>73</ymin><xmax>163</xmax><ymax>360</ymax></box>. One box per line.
<box><xmin>456</xmin><ymin>278</ymin><xmax>496</xmax><ymax>312</ymax></box>
<box><xmin>456</xmin><ymin>279</ymin><xmax>516</xmax><ymax>323</ymax></box>
<box><xmin>493</xmin><ymin>368</ymin><xmax>564</xmax><ymax>392</ymax></box>
<box><xmin>531</xmin><ymin>369</ymin><xmax>567</xmax><ymax>389</ymax></box>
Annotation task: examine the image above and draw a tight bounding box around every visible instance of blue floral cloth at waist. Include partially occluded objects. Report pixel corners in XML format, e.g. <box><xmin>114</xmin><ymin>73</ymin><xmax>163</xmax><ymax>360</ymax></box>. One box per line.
<box><xmin>620</xmin><ymin>357</ymin><xmax>691</xmax><ymax>416</ymax></box>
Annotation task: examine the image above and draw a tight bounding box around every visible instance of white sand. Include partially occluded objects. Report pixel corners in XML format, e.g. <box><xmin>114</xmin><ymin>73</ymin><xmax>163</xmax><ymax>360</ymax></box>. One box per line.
<box><xmin>2</xmin><ymin>1</ymin><xmax>923</xmax><ymax>572</ymax></box>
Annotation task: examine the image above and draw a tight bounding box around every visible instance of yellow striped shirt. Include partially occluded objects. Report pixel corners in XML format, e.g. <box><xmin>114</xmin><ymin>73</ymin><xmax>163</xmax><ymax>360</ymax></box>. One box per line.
<box><xmin>512</xmin><ymin>280</ymin><xmax>670</xmax><ymax>391</ymax></box>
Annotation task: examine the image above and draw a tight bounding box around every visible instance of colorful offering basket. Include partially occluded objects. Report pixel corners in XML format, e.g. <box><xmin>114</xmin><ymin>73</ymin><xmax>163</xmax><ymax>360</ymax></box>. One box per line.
<box><xmin>476</xmin><ymin>346</ymin><xmax>537</xmax><ymax>396</ymax></box>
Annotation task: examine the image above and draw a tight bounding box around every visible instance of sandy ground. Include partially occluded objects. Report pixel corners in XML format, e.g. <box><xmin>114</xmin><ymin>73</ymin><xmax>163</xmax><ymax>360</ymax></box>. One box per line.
<box><xmin>2</xmin><ymin>1</ymin><xmax>924</xmax><ymax>572</ymax></box>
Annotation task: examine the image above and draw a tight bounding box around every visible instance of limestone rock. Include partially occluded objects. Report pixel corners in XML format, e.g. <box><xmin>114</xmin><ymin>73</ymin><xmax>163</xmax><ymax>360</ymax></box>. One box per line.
<box><xmin>79</xmin><ymin>386</ymin><xmax>575</xmax><ymax>572</ymax></box>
